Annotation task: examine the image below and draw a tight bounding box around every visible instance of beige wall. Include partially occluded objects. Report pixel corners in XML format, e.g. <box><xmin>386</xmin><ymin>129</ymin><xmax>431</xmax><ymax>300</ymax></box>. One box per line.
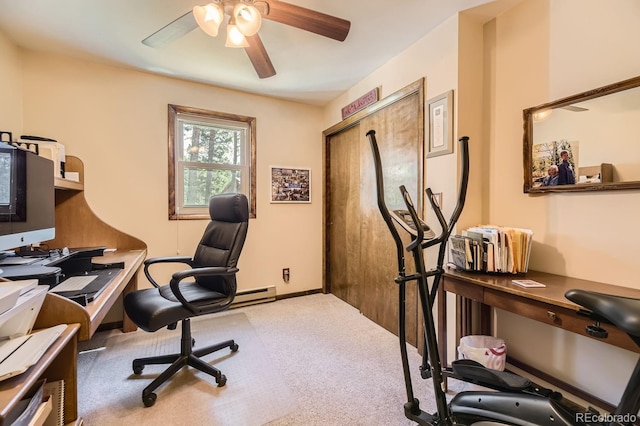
<box><xmin>489</xmin><ymin>0</ymin><xmax>640</xmax><ymax>406</ymax></box>
<box><xmin>8</xmin><ymin>48</ymin><xmax>325</xmax><ymax>297</ymax></box>
<box><xmin>0</xmin><ymin>29</ymin><xmax>23</xmax><ymax>136</ymax></box>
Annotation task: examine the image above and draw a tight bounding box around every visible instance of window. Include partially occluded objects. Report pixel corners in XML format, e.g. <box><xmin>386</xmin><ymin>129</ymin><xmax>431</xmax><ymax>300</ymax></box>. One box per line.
<box><xmin>168</xmin><ymin>104</ymin><xmax>256</xmax><ymax>219</ymax></box>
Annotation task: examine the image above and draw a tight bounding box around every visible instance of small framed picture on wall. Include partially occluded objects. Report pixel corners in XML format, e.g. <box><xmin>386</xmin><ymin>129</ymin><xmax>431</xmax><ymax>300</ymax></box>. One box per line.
<box><xmin>426</xmin><ymin>90</ymin><xmax>454</xmax><ymax>158</ymax></box>
<box><xmin>270</xmin><ymin>166</ymin><xmax>311</xmax><ymax>203</ymax></box>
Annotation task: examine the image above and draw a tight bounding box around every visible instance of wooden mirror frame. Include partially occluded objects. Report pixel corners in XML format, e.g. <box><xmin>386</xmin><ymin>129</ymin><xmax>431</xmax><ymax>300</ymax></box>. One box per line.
<box><xmin>523</xmin><ymin>75</ymin><xmax>640</xmax><ymax>193</ymax></box>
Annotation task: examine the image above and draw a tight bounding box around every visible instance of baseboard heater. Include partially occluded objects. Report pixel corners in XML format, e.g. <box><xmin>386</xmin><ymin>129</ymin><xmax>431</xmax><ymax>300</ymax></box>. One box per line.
<box><xmin>231</xmin><ymin>285</ymin><xmax>276</xmax><ymax>308</ymax></box>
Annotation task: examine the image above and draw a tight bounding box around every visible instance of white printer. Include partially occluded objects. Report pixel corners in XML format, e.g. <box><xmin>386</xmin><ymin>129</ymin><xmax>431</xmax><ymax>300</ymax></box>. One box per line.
<box><xmin>19</xmin><ymin>136</ymin><xmax>66</xmax><ymax>179</ymax></box>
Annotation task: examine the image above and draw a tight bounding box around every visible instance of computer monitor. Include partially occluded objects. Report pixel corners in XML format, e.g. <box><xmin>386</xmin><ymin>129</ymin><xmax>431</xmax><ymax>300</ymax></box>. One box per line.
<box><xmin>0</xmin><ymin>144</ymin><xmax>55</xmax><ymax>252</ymax></box>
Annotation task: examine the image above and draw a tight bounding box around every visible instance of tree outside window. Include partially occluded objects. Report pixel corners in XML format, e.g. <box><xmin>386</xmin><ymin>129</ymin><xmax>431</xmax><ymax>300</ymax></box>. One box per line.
<box><xmin>168</xmin><ymin>105</ymin><xmax>256</xmax><ymax>219</ymax></box>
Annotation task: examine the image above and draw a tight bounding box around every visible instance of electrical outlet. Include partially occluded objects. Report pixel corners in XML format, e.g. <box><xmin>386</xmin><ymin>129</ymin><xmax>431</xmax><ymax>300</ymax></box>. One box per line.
<box><xmin>282</xmin><ymin>268</ymin><xmax>290</xmax><ymax>283</ymax></box>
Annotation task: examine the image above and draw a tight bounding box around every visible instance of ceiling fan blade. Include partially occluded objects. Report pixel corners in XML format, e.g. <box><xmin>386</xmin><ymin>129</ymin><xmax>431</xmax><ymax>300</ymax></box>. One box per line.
<box><xmin>561</xmin><ymin>105</ymin><xmax>589</xmax><ymax>112</ymax></box>
<box><xmin>263</xmin><ymin>1</ymin><xmax>350</xmax><ymax>42</ymax></box>
<box><xmin>142</xmin><ymin>11</ymin><xmax>198</xmax><ymax>48</ymax></box>
<box><xmin>245</xmin><ymin>34</ymin><xmax>276</xmax><ymax>79</ymax></box>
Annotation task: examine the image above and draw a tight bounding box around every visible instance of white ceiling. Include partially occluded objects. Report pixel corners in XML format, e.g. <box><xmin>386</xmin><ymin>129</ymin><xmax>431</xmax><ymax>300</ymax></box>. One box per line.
<box><xmin>0</xmin><ymin>0</ymin><xmax>514</xmax><ymax>105</ymax></box>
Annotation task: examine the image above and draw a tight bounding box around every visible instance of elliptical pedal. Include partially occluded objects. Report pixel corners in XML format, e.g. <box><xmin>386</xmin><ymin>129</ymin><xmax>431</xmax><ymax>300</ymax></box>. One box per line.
<box><xmin>451</xmin><ymin>359</ymin><xmax>531</xmax><ymax>391</ymax></box>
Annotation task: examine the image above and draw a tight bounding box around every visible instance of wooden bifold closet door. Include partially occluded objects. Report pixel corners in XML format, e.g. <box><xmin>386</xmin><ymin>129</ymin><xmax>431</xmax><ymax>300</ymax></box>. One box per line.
<box><xmin>325</xmin><ymin>80</ymin><xmax>424</xmax><ymax>345</ymax></box>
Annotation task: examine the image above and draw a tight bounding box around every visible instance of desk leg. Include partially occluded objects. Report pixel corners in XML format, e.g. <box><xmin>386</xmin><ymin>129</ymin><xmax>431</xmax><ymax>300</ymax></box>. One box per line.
<box><xmin>440</xmin><ymin>290</ymin><xmax>494</xmax><ymax>389</ymax></box>
<box><xmin>459</xmin><ymin>296</ymin><xmax>472</xmax><ymax>339</ymax></box>
<box><xmin>458</xmin><ymin>297</ymin><xmax>493</xmax><ymax>337</ymax></box>
<box><xmin>122</xmin><ymin>274</ymin><xmax>139</xmax><ymax>333</ymax></box>
<box><xmin>480</xmin><ymin>303</ymin><xmax>492</xmax><ymax>335</ymax></box>
<box><xmin>44</xmin><ymin>332</ymin><xmax>78</xmax><ymax>424</ymax></box>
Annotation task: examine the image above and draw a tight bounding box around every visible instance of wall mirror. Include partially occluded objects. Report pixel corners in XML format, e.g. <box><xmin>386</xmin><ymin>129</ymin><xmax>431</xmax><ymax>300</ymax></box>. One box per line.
<box><xmin>523</xmin><ymin>75</ymin><xmax>640</xmax><ymax>193</ymax></box>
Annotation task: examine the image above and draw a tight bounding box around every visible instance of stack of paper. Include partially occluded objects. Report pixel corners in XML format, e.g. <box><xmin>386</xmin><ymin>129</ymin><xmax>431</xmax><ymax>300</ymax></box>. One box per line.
<box><xmin>0</xmin><ymin>286</ymin><xmax>23</xmax><ymax>316</ymax></box>
<box><xmin>450</xmin><ymin>225</ymin><xmax>533</xmax><ymax>274</ymax></box>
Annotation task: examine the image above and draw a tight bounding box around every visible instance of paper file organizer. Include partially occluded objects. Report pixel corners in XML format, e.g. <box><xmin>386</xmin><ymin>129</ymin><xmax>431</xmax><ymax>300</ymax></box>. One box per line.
<box><xmin>450</xmin><ymin>225</ymin><xmax>533</xmax><ymax>274</ymax></box>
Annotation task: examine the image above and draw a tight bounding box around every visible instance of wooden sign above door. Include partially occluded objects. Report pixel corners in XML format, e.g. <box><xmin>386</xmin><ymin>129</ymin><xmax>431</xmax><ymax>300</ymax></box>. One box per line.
<box><xmin>341</xmin><ymin>88</ymin><xmax>379</xmax><ymax>120</ymax></box>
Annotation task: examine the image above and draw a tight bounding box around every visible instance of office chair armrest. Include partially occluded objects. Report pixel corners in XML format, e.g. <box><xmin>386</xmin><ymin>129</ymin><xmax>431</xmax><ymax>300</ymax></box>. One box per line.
<box><xmin>143</xmin><ymin>256</ymin><xmax>194</xmax><ymax>288</ymax></box>
<box><xmin>169</xmin><ymin>267</ymin><xmax>239</xmax><ymax>314</ymax></box>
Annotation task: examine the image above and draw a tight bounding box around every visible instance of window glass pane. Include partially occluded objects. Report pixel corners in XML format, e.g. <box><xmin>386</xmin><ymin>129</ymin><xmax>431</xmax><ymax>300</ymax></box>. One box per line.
<box><xmin>179</xmin><ymin>121</ymin><xmax>244</xmax><ymax>166</ymax></box>
<box><xmin>182</xmin><ymin>166</ymin><xmax>243</xmax><ymax>207</ymax></box>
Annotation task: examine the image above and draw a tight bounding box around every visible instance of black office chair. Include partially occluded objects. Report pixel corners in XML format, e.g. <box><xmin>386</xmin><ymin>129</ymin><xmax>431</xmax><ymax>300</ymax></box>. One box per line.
<box><xmin>124</xmin><ymin>193</ymin><xmax>249</xmax><ymax>407</ymax></box>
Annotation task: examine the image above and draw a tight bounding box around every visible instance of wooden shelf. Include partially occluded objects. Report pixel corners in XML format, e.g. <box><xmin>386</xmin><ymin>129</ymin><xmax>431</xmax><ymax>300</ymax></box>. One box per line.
<box><xmin>578</xmin><ymin>163</ymin><xmax>613</xmax><ymax>183</ymax></box>
<box><xmin>0</xmin><ymin>324</ymin><xmax>80</xmax><ymax>426</ymax></box>
<box><xmin>54</xmin><ymin>156</ymin><xmax>84</xmax><ymax>191</ymax></box>
<box><xmin>54</xmin><ymin>177</ymin><xmax>83</xmax><ymax>191</ymax></box>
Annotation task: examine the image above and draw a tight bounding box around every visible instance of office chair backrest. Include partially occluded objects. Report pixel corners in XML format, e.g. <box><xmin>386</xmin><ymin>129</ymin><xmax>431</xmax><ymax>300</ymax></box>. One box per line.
<box><xmin>193</xmin><ymin>193</ymin><xmax>249</xmax><ymax>293</ymax></box>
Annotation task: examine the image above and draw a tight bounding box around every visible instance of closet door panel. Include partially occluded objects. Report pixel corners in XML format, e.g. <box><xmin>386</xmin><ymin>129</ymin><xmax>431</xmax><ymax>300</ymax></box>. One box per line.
<box><xmin>326</xmin><ymin>125</ymin><xmax>362</xmax><ymax>308</ymax></box>
<box><xmin>359</xmin><ymin>94</ymin><xmax>422</xmax><ymax>345</ymax></box>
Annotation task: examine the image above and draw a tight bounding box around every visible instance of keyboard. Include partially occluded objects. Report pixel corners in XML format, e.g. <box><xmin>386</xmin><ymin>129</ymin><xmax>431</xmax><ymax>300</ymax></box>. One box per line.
<box><xmin>49</xmin><ymin>269</ymin><xmax>119</xmax><ymax>305</ymax></box>
<box><xmin>50</xmin><ymin>275</ymin><xmax>97</xmax><ymax>293</ymax></box>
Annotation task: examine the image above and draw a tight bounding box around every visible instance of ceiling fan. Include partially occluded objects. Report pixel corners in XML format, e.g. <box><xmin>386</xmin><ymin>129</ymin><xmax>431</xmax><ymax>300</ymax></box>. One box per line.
<box><xmin>142</xmin><ymin>0</ymin><xmax>351</xmax><ymax>79</ymax></box>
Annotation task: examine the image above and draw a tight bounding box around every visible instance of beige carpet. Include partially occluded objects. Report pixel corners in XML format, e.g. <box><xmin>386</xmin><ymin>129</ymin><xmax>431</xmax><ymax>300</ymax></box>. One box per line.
<box><xmin>77</xmin><ymin>294</ymin><xmax>479</xmax><ymax>425</ymax></box>
<box><xmin>77</xmin><ymin>312</ymin><xmax>297</xmax><ymax>425</ymax></box>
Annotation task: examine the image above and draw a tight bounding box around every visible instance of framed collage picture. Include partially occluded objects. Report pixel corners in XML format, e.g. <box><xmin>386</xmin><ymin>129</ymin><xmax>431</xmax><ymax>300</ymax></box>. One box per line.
<box><xmin>270</xmin><ymin>166</ymin><xmax>311</xmax><ymax>203</ymax></box>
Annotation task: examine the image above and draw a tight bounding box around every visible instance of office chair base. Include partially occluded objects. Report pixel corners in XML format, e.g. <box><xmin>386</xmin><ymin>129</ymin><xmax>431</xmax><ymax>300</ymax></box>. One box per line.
<box><xmin>132</xmin><ymin>318</ymin><xmax>238</xmax><ymax>407</ymax></box>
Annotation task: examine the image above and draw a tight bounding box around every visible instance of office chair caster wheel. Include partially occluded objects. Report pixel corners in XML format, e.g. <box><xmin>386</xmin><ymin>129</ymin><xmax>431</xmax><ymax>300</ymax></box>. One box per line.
<box><xmin>143</xmin><ymin>392</ymin><xmax>157</xmax><ymax>407</ymax></box>
<box><xmin>230</xmin><ymin>343</ymin><xmax>239</xmax><ymax>352</ymax></box>
<box><xmin>133</xmin><ymin>363</ymin><xmax>144</xmax><ymax>375</ymax></box>
<box><xmin>217</xmin><ymin>374</ymin><xmax>227</xmax><ymax>387</ymax></box>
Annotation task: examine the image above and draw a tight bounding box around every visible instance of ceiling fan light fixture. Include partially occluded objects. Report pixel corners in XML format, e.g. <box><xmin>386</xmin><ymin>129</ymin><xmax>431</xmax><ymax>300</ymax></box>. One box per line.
<box><xmin>193</xmin><ymin>3</ymin><xmax>224</xmax><ymax>37</ymax></box>
<box><xmin>225</xmin><ymin>23</ymin><xmax>249</xmax><ymax>47</ymax></box>
<box><xmin>234</xmin><ymin>3</ymin><xmax>262</xmax><ymax>36</ymax></box>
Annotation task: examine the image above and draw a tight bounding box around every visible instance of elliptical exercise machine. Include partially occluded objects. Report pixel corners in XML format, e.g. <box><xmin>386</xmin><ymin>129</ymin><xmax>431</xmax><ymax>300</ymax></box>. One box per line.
<box><xmin>366</xmin><ymin>129</ymin><xmax>640</xmax><ymax>425</ymax></box>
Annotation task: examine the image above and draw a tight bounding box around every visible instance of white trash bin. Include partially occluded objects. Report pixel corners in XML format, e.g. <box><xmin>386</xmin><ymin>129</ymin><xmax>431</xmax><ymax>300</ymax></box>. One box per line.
<box><xmin>457</xmin><ymin>335</ymin><xmax>506</xmax><ymax>371</ymax></box>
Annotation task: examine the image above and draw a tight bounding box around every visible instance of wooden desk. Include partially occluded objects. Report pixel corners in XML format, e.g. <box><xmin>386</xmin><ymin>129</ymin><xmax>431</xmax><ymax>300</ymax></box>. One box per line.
<box><xmin>34</xmin><ymin>249</ymin><xmax>146</xmax><ymax>341</ymax></box>
<box><xmin>0</xmin><ymin>155</ymin><xmax>147</xmax><ymax>424</ymax></box>
<box><xmin>0</xmin><ymin>324</ymin><xmax>80</xmax><ymax>425</ymax></box>
<box><xmin>39</xmin><ymin>154</ymin><xmax>148</xmax><ymax>341</ymax></box>
<box><xmin>440</xmin><ymin>269</ymin><xmax>640</xmax><ymax>358</ymax></box>
<box><xmin>439</xmin><ymin>268</ymin><xmax>640</xmax><ymax>410</ymax></box>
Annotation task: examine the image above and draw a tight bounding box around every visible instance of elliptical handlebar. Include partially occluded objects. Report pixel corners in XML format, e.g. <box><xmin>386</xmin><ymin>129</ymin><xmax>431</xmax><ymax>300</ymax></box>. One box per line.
<box><xmin>398</xmin><ymin>185</ymin><xmax>423</xmax><ymax>252</ymax></box>
<box><xmin>366</xmin><ymin>130</ymin><xmax>407</xmax><ymax>275</ymax></box>
<box><xmin>425</xmin><ymin>187</ymin><xmax>447</xmax><ymax>238</ymax></box>
<box><xmin>422</xmin><ymin>136</ymin><xmax>470</xmax><ymax>250</ymax></box>
<box><xmin>447</xmin><ymin>136</ymin><xmax>470</xmax><ymax>237</ymax></box>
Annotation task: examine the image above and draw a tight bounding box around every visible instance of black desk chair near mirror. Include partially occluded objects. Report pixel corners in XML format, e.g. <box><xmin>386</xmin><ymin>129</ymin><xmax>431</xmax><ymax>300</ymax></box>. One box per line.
<box><xmin>124</xmin><ymin>193</ymin><xmax>249</xmax><ymax>407</ymax></box>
